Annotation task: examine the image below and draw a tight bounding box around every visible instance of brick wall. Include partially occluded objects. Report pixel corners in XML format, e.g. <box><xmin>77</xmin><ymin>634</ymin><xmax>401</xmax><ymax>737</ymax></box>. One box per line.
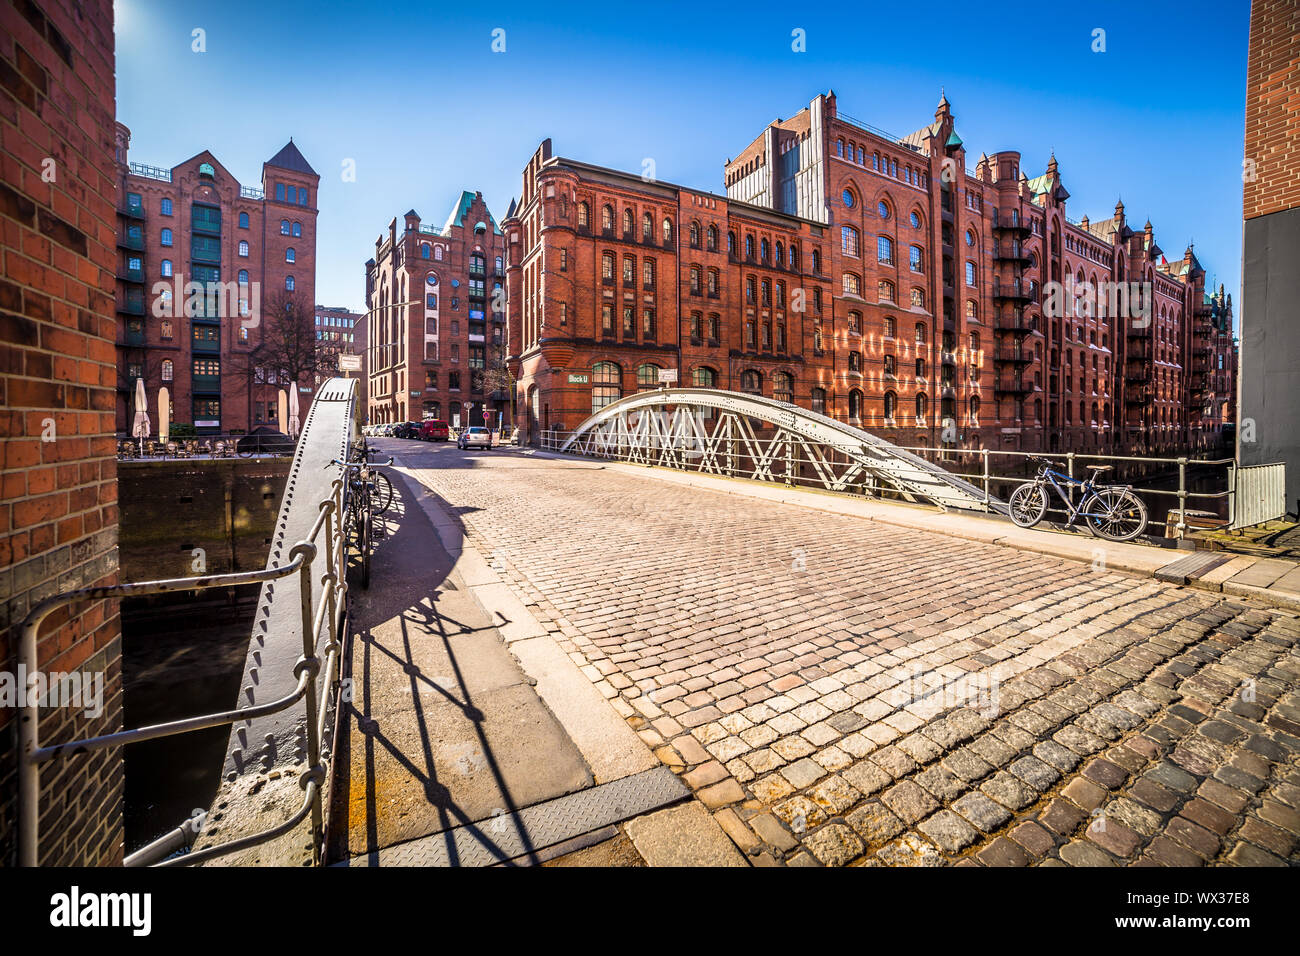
<box><xmin>1244</xmin><ymin>0</ymin><xmax>1300</xmax><ymax>219</ymax></box>
<box><xmin>0</xmin><ymin>0</ymin><xmax>122</xmax><ymax>866</ymax></box>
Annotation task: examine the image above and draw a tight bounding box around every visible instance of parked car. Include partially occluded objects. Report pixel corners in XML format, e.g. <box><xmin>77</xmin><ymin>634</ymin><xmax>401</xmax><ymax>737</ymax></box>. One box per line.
<box><xmin>391</xmin><ymin>421</ymin><xmax>421</xmax><ymax>439</ymax></box>
<box><xmin>419</xmin><ymin>419</ymin><xmax>449</xmax><ymax>442</ymax></box>
<box><xmin>457</xmin><ymin>426</ymin><xmax>493</xmax><ymax>450</ymax></box>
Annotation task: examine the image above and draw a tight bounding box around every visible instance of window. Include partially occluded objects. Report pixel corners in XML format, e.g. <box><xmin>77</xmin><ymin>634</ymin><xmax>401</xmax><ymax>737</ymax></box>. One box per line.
<box><xmin>883</xmin><ymin>390</ymin><xmax>897</xmax><ymax>421</ymax></box>
<box><xmin>915</xmin><ymin>322</ymin><xmax>927</xmax><ymax>344</ymax></box>
<box><xmin>281</xmin><ymin>220</ymin><xmax>290</xmax><ymax>235</ymax></box>
<box><xmin>637</xmin><ymin>363</ymin><xmax>661</xmax><ymax>389</ymax></box>
<box><xmin>642</xmin><ymin>308</ymin><xmax>655</xmax><ymax>338</ymax></box>
<box><xmin>160</xmin><ymin>259</ymin><xmax>173</xmax><ymax>277</ymax></box>
<box><xmin>707</xmin><ymin>269</ymin><xmax>719</xmax><ymax>296</ymax></box>
<box><xmin>239</xmin><ymin>212</ymin><xmax>249</xmax><ymax>229</ymax></box>
<box><xmin>690</xmin><ymin>267</ymin><xmax>701</xmax><ymax>295</ymax></box>
<box><xmin>642</xmin><ymin>259</ymin><xmax>654</xmax><ymax>288</ymax></box>
<box><xmin>601</xmin><ymin>205</ymin><xmax>614</xmax><ymax>232</ymax></box>
<box><xmin>560</xmin><ymin>249</ymin><xmax>568</xmax><ymax>271</ymax></box>
<box><xmin>910</xmin><ymin>288</ymin><xmax>925</xmax><ymax>309</ymax></box>
<box><xmin>910</xmin><ymin>211</ymin><xmax>921</xmax><ymax>229</ymax></box>
<box><xmin>690</xmin><ymin>221</ymin><xmax>701</xmax><ymax>248</ymax></box>
<box><xmin>848</xmin><ymin>311</ymin><xmax>861</xmax><ymax>333</ymax></box>
<box><xmin>421</xmin><ymin>244</ymin><xmax>430</xmax><ymax>259</ymax></box>
<box><xmin>773</xmin><ymin>372</ymin><xmax>793</xmax><ymax>404</ymax></box>
<box><xmin>622</xmin><ymin>256</ymin><xmax>634</xmax><ymax>284</ymax></box>
<box><xmin>693</xmin><ymin>366</ymin><xmax>716</xmax><ymax>388</ymax></box>
<box><xmin>811</xmin><ymin>388</ymin><xmax>826</xmax><ymax>415</ymax></box>
<box><xmin>276</xmin><ymin>184</ymin><xmax>285</xmax><ymax>201</ymax></box>
<box><xmin>849</xmin><ymin>351</ymin><xmax>862</xmax><ymax>372</ymax></box>
<box><xmin>877</xmin><ymin>236</ymin><xmax>893</xmax><ymax>265</ymax></box>
<box><xmin>578</xmin><ymin>202</ymin><xmax>589</xmax><ymax>228</ymax></box>
<box><xmin>160</xmin><ymin>228</ymin><xmax>173</xmax><ymax>247</ymax></box>
<box><xmin>602</xmin><ymin>252</ymin><xmax>614</xmax><ymax>280</ymax></box>
<box><xmin>592</xmin><ymin>361</ymin><xmax>621</xmax><ymax>412</ymax></box>
<box><xmin>884</xmin><ymin>354</ymin><xmax>897</xmax><ymax>376</ymax></box>
<box><xmin>662</xmin><ymin>218</ymin><xmax>672</xmax><ymax>243</ymax></box>
<box><xmin>707</xmin><ymin>225</ymin><xmax>718</xmax><ymax>251</ymax></box>
<box><xmin>298</xmin><ymin>187</ymin><xmax>308</xmax><ymax>206</ymax></box>
<box><xmin>434</xmin><ymin>246</ymin><xmax>444</xmax><ymax>261</ymax></box>
<box><xmin>623</xmin><ymin>307</ymin><xmax>635</xmax><ymax>336</ymax></box>
<box><xmin>761</xmin><ymin>238</ymin><xmax>770</xmax><ymax>262</ymax></box>
<box><xmin>285</xmin><ymin>275</ymin><xmax>295</xmax><ymax>291</ymax></box>
<box><xmin>161</xmin><ymin>320</ymin><xmax>173</xmax><ymax>340</ymax></box>
<box><xmin>601</xmin><ymin>304</ymin><xmax>614</xmax><ymax>334</ymax></box>
<box><xmin>842</xmin><ymin>188</ymin><xmax>855</xmax><ymax>208</ymax></box>
<box><xmin>745</xmin><ymin>235</ymin><xmax>754</xmax><ymax>259</ymax></box>
<box><xmin>707</xmin><ymin>314</ymin><xmax>719</xmax><ymax>341</ymax></box>
<box><xmin>811</xmin><ymin>249</ymin><xmax>821</xmax><ymax>273</ymax></box>
<box><xmin>916</xmin><ymin>358</ymin><xmax>926</xmax><ymax>378</ymax></box>
<box><xmin>849</xmin><ymin>389</ymin><xmax>863</xmax><ymax>421</ymax></box>
<box><xmin>878</xmin><ymin>200</ymin><xmax>890</xmax><ymax>220</ymax></box>
<box><xmin>622</xmin><ymin>209</ymin><xmax>634</xmax><ymax>235</ymax></box>
<box><xmin>161</xmin><ymin>359</ymin><xmax>173</xmax><ymax>381</ymax></box>
<box><xmin>841</xmin><ymin>226</ymin><xmax>860</xmax><ymax>257</ymax></box>
<box><xmin>842</xmin><ymin>273</ymin><xmax>861</xmax><ymax>296</ymax></box>
<box><xmin>160</xmin><ymin>198</ymin><xmax>173</xmax><ymax>216</ymax></box>
<box><xmin>642</xmin><ymin>212</ymin><xmax>652</xmax><ymax>240</ymax></box>
<box><xmin>966</xmin><ymin>299</ymin><xmax>978</xmax><ymax>320</ymax></box>
<box><xmin>741</xmin><ymin>370</ymin><xmax>761</xmax><ymax>394</ymax></box>
<box><xmin>238</xmin><ymin>269</ymin><xmax>249</xmax><ymax>286</ymax></box>
<box><xmin>292</xmin><ymin>222</ymin><xmax>302</xmax><ymax>237</ymax></box>
<box><xmin>286</xmin><ymin>247</ymin><xmax>295</xmax><ymax>263</ymax></box>
<box><xmin>965</xmin><ymin>229</ymin><xmax>976</xmax><ymax>247</ymax></box>
<box><xmin>915</xmin><ymin>393</ymin><xmax>927</xmax><ymax>421</ymax></box>
<box><xmin>879</xmin><ymin>280</ymin><xmax>895</xmax><ymax>302</ymax></box>
<box><xmin>237</xmin><ymin>240</ymin><xmax>248</xmax><ymax>257</ymax></box>
<box><xmin>884</xmin><ymin>316</ymin><xmax>896</xmax><ymax>338</ymax></box>
<box><xmin>910</xmin><ymin>245</ymin><xmax>924</xmax><ymax>273</ymax></box>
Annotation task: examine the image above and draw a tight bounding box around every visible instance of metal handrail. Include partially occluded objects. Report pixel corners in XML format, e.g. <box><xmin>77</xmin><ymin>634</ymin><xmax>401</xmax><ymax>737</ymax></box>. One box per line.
<box><xmin>18</xmin><ymin>476</ymin><xmax>348</xmax><ymax>867</ymax></box>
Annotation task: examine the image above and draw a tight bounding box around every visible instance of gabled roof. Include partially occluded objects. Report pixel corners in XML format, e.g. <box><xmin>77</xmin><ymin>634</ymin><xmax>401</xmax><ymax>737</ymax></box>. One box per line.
<box><xmin>266</xmin><ymin>139</ymin><xmax>317</xmax><ymax>176</ymax></box>
<box><xmin>442</xmin><ymin>190</ymin><xmax>502</xmax><ymax>235</ymax></box>
<box><xmin>900</xmin><ymin>120</ymin><xmax>941</xmax><ymax>152</ymax></box>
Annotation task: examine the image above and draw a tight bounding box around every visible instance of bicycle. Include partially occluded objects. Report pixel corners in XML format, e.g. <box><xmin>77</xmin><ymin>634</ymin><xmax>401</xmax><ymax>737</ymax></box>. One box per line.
<box><xmin>1008</xmin><ymin>456</ymin><xmax>1149</xmax><ymax>542</ymax></box>
<box><xmin>331</xmin><ymin>447</ymin><xmax>394</xmax><ymax>589</ymax></box>
<box><xmin>348</xmin><ymin>436</ymin><xmax>393</xmax><ymax>514</ymax></box>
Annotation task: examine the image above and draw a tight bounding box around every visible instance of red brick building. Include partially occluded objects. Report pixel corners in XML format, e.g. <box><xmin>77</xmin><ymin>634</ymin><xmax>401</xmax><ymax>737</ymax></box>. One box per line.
<box><xmin>508</xmin><ymin>94</ymin><xmax>1236</xmax><ymax>457</ymax></box>
<box><xmin>113</xmin><ymin>127</ymin><xmax>319</xmax><ymax>435</ymax></box>
<box><xmin>365</xmin><ymin>192</ymin><xmax>507</xmax><ymax>427</ymax></box>
<box><xmin>314</xmin><ymin>304</ymin><xmax>367</xmax><ymax>414</ymax></box>
<box><xmin>1</xmin><ymin>0</ymin><xmax>122</xmax><ymax>865</ymax></box>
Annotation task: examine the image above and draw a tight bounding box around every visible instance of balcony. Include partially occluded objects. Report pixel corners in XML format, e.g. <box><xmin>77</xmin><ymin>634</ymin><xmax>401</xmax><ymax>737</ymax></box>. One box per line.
<box><xmin>991</xmin><ymin>279</ymin><xmax>1031</xmax><ymax>301</ymax></box>
<box><xmin>117</xmin><ymin>264</ymin><xmax>144</xmax><ymax>284</ymax></box>
<box><xmin>993</xmin><ymin>377</ymin><xmax>1034</xmax><ymax>394</ymax></box>
<box><xmin>992</xmin><ymin>209</ymin><xmax>1032</xmax><ymax>236</ymax></box>
<box><xmin>992</xmin><ymin>241</ymin><xmax>1032</xmax><ymax>263</ymax></box>
<box><xmin>1124</xmin><ymin>385</ymin><xmax>1148</xmax><ymax>406</ymax></box>
<box><xmin>1127</xmin><ymin>340</ymin><xmax>1153</xmax><ymax>361</ymax></box>
<box><xmin>123</xmin><ymin>324</ymin><xmax>144</xmax><ymax>347</ymax></box>
<box><xmin>192</xmin><ymin>374</ymin><xmax>221</xmax><ymax>394</ymax></box>
<box><xmin>118</xmin><ymin>232</ymin><xmax>144</xmax><ymax>251</ymax></box>
<box><xmin>118</xmin><ymin>295</ymin><xmax>145</xmax><ymax>315</ymax></box>
<box><xmin>993</xmin><ymin>310</ymin><xmax>1037</xmax><ymax>334</ymax></box>
<box><xmin>119</xmin><ymin>202</ymin><xmax>145</xmax><ymax>220</ymax></box>
<box><xmin>993</xmin><ymin>347</ymin><xmax>1033</xmax><ymax>364</ymax></box>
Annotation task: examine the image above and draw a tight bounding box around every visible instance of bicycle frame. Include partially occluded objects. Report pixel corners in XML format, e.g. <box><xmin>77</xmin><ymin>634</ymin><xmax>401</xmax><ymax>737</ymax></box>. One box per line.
<box><xmin>1034</xmin><ymin>465</ymin><xmax>1112</xmax><ymax>526</ymax></box>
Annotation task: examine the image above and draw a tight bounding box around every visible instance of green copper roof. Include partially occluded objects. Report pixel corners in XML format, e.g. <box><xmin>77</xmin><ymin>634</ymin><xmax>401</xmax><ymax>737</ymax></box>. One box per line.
<box><xmin>443</xmin><ymin>190</ymin><xmax>502</xmax><ymax>235</ymax></box>
<box><xmin>1026</xmin><ymin>173</ymin><xmax>1052</xmax><ymax>195</ymax></box>
<box><xmin>946</xmin><ymin>131</ymin><xmax>963</xmax><ymax>147</ymax></box>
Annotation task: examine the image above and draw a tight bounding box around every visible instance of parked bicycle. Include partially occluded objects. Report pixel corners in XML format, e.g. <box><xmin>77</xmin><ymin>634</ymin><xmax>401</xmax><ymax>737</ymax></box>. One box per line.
<box><xmin>330</xmin><ymin>442</ymin><xmax>394</xmax><ymax>589</ymax></box>
<box><xmin>1008</xmin><ymin>456</ymin><xmax>1149</xmax><ymax>541</ymax></box>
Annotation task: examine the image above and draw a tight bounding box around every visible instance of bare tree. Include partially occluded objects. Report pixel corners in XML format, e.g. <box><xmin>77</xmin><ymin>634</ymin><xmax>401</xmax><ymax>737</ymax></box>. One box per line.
<box><xmin>227</xmin><ymin>289</ymin><xmax>332</xmax><ymax>429</ymax></box>
<box><xmin>473</xmin><ymin>344</ymin><xmax>515</xmax><ymax>397</ymax></box>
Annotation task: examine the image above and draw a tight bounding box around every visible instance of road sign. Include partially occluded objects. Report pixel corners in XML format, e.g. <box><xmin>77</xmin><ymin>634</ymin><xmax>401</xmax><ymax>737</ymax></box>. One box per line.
<box><xmin>338</xmin><ymin>353</ymin><xmax>361</xmax><ymax>372</ymax></box>
<box><xmin>483</xmin><ymin>409</ymin><xmax>491</xmax><ymax>421</ymax></box>
<box><xmin>658</xmin><ymin>368</ymin><xmax>678</xmax><ymax>384</ymax></box>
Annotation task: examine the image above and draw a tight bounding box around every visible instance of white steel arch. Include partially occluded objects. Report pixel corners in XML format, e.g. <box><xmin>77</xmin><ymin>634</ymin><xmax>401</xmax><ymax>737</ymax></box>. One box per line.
<box><xmin>559</xmin><ymin>387</ymin><xmax>1005</xmax><ymax>513</ymax></box>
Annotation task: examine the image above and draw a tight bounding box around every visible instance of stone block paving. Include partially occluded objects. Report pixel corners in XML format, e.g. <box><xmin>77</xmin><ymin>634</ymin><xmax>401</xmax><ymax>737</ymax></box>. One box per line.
<box><xmin>401</xmin><ymin>447</ymin><xmax>1300</xmax><ymax>867</ymax></box>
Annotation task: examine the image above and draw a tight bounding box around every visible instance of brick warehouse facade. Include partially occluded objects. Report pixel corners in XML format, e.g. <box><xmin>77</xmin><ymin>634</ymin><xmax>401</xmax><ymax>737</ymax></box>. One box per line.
<box><xmin>314</xmin><ymin>304</ymin><xmax>367</xmax><ymax>415</ymax></box>
<box><xmin>507</xmin><ymin>94</ymin><xmax>1236</xmax><ymax>457</ymax></box>
<box><xmin>1</xmin><ymin>0</ymin><xmax>123</xmax><ymax>865</ymax></box>
<box><xmin>1240</xmin><ymin>0</ymin><xmax>1300</xmax><ymax>515</ymax></box>
<box><xmin>365</xmin><ymin>192</ymin><xmax>508</xmax><ymax>427</ymax></box>
<box><xmin>113</xmin><ymin>126</ymin><xmax>319</xmax><ymax>436</ymax></box>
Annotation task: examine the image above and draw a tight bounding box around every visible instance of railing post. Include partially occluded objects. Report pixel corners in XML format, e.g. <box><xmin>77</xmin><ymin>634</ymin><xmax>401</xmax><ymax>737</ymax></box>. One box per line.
<box><xmin>1176</xmin><ymin>457</ymin><xmax>1188</xmax><ymax>540</ymax></box>
<box><xmin>982</xmin><ymin>448</ymin><xmax>990</xmax><ymax>505</ymax></box>
<box><xmin>1066</xmin><ymin>452</ymin><xmax>1075</xmax><ymax>506</ymax></box>
<box><xmin>290</xmin><ymin>540</ymin><xmax>323</xmax><ymax>865</ymax></box>
<box><xmin>785</xmin><ymin>436</ymin><xmax>794</xmax><ymax>486</ymax></box>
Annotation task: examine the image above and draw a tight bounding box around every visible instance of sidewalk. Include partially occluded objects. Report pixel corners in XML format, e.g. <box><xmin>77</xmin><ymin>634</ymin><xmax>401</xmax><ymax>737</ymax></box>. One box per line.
<box><xmin>519</xmin><ymin>448</ymin><xmax>1300</xmax><ymax>613</ymax></box>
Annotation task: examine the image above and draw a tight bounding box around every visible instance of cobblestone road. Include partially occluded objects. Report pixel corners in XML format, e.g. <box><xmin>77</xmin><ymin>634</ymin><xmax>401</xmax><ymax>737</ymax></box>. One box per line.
<box><xmin>394</xmin><ymin>442</ymin><xmax>1300</xmax><ymax>867</ymax></box>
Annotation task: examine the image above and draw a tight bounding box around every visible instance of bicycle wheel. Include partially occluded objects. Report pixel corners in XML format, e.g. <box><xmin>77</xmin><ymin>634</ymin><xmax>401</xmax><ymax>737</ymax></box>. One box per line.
<box><xmin>1082</xmin><ymin>487</ymin><xmax>1148</xmax><ymax>541</ymax></box>
<box><xmin>361</xmin><ymin>510</ymin><xmax>371</xmax><ymax>589</ymax></box>
<box><xmin>1008</xmin><ymin>481</ymin><xmax>1048</xmax><ymax>528</ymax></box>
<box><xmin>371</xmin><ymin>472</ymin><xmax>393</xmax><ymax>514</ymax></box>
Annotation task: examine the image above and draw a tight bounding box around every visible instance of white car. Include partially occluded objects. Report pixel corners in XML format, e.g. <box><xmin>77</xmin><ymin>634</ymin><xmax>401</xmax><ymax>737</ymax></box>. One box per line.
<box><xmin>457</xmin><ymin>426</ymin><xmax>492</xmax><ymax>450</ymax></box>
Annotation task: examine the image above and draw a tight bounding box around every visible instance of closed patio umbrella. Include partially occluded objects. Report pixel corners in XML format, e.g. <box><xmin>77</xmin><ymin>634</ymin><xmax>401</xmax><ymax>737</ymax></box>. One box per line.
<box><xmin>287</xmin><ymin>383</ymin><xmax>301</xmax><ymax>439</ymax></box>
<box><xmin>158</xmin><ymin>385</ymin><xmax>170</xmax><ymax>444</ymax></box>
<box><xmin>131</xmin><ymin>377</ymin><xmax>150</xmax><ymax>456</ymax></box>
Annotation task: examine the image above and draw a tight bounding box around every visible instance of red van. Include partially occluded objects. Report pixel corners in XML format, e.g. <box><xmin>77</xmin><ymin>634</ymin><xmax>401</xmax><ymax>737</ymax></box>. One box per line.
<box><xmin>418</xmin><ymin>419</ymin><xmax>449</xmax><ymax>442</ymax></box>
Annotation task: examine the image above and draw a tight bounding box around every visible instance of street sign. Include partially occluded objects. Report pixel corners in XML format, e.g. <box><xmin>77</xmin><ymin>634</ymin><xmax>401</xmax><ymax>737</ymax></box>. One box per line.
<box><xmin>338</xmin><ymin>353</ymin><xmax>361</xmax><ymax>372</ymax></box>
<box><xmin>568</xmin><ymin>373</ymin><xmax>588</xmax><ymax>384</ymax></box>
<box><xmin>483</xmin><ymin>410</ymin><xmax>491</xmax><ymax>421</ymax></box>
<box><xmin>658</xmin><ymin>368</ymin><xmax>678</xmax><ymax>384</ymax></box>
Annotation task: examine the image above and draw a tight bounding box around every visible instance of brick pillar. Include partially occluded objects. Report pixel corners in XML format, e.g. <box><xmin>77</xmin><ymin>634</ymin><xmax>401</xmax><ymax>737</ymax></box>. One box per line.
<box><xmin>0</xmin><ymin>0</ymin><xmax>121</xmax><ymax>866</ymax></box>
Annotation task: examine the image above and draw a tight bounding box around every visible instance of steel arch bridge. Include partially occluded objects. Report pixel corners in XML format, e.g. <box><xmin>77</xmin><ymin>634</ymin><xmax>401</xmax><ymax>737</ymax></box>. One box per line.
<box><xmin>554</xmin><ymin>387</ymin><xmax>1006</xmax><ymax>514</ymax></box>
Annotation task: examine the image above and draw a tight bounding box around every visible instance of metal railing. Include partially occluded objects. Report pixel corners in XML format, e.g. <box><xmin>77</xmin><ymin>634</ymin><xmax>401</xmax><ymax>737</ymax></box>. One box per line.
<box><xmin>116</xmin><ymin>434</ymin><xmax>298</xmax><ymax>460</ymax></box>
<box><xmin>1231</xmin><ymin>462</ymin><xmax>1287</xmax><ymax>529</ymax></box>
<box><xmin>540</xmin><ymin>422</ymin><xmax>1236</xmax><ymax>540</ymax></box>
<box><xmin>18</xmin><ymin>476</ymin><xmax>349</xmax><ymax>867</ymax></box>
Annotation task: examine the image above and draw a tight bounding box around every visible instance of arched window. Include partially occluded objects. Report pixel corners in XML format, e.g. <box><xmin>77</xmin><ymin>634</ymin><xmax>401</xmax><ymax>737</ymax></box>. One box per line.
<box><xmin>969</xmin><ymin>331</ymin><xmax>980</xmax><ymax>354</ymax></box>
<box><xmin>969</xmin><ymin>395</ymin><xmax>980</xmax><ymax>421</ymax></box>
<box><xmin>160</xmin><ymin>320</ymin><xmax>173</xmax><ymax>340</ymax></box>
<box><xmin>642</xmin><ymin>211</ymin><xmax>652</xmax><ymax>240</ymax></box>
<box><xmin>707</xmin><ymin>269</ymin><xmax>719</xmax><ymax>296</ymax></box>
<box><xmin>707</xmin><ymin>225</ymin><xmax>718</xmax><ymax>251</ymax></box>
<box><xmin>878</xmin><ymin>200</ymin><xmax>891</xmax><ymax>220</ymax></box>
<box><xmin>915</xmin><ymin>322</ymin><xmax>927</xmax><ymax>343</ymax></box>
<box><xmin>910</xmin><ymin>210</ymin><xmax>922</xmax><ymax>229</ymax></box>
<box><xmin>434</xmin><ymin>245</ymin><xmax>444</xmax><ymax>261</ymax></box>
<box><xmin>689</xmin><ymin>266</ymin><xmax>701</xmax><ymax>294</ymax></box>
<box><xmin>239</xmin><ymin>211</ymin><xmax>249</xmax><ymax>229</ymax></box>
<box><xmin>578</xmin><ymin>202</ymin><xmax>589</xmax><ymax>228</ymax></box>
<box><xmin>160</xmin><ymin>259</ymin><xmax>172</xmax><ymax>277</ymax></box>
<box><xmin>286</xmin><ymin>247</ymin><xmax>295</xmax><ymax>263</ymax></box>
<box><xmin>637</xmin><ymin>363</ymin><xmax>661</xmax><ymax>390</ymax></box>
<box><xmin>811</xmin><ymin>387</ymin><xmax>826</xmax><ymax>415</ymax></box>
<box><xmin>727</xmin><ymin>231</ymin><xmax>736</xmax><ymax>254</ymax></box>
<box><xmin>775</xmin><ymin>241</ymin><xmax>784</xmax><ymax>265</ymax></box>
<box><xmin>160</xmin><ymin>227</ymin><xmax>173</xmax><ymax>246</ymax></box>
<box><xmin>842</xmin><ymin>187</ymin><xmax>856</xmax><ymax>208</ymax></box>
<box><xmin>238</xmin><ymin>240</ymin><xmax>249</xmax><ymax>257</ymax></box>
<box><xmin>915</xmin><ymin>393</ymin><xmax>927</xmax><ymax>421</ymax></box>
<box><xmin>689</xmin><ymin>221</ymin><xmax>700</xmax><ymax>248</ymax></box>
<box><xmin>662</xmin><ymin>218</ymin><xmax>672</xmax><ymax>242</ymax></box>
<box><xmin>883</xmin><ymin>390</ymin><xmax>897</xmax><ymax>421</ymax></box>
<box><xmin>745</xmin><ymin>235</ymin><xmax>754</xmax><ymax>259</ymax></box>
<box><xmin>760</xmin><ymin>238</ymin><xmax>770</xmax><ymax>262</ymax></box>
<box><xmin>877</xmin><ymin>236</ymin><xmax>894</xmax><ymax>264</ymax></box>
<box><xmin>849</xmin><ymin>389</ymin><xmax>864</xmax><ymax>420</ymax></box>
<box><xmin>693</xmin><ymin>366</ymin><xmax>716</xmax><ymax>388</ymax></box>
<box><xmin>238</xmin><ymin>269</ymin><xmax>249</xmax><ymax>286</ymax></box>
<box><xmin>161</xmin><ymin>359</ymin><xmax>173</xmax><ymax>381</ymax></box>
<box><xmin>848</xmin><ymin>351</ymin><xmax>862</xmax><ymax>372</ymax></box>
<box><xmin>811</xmin><ymin>249</ymin><xmax>821</xmax><ymax>273</ymax></box>
<box><xmin>292</xmin><ymin>222</ymin><xmax>302</xmax><ymax>237</ymax></box>
<box><xmin>773</xmin><ymin>372</ymin><xmax>793</xmax><ymax>404</ymax></box>
<box><xmin>285</xmin><ymin>275</ymin><xmax>295</xmax><ymax>291</ymax></box>
<box><xmin>841</xmin><ymin>226</ymin><xmax>860</xmax><ymax>257</ymax></box>
<box><xmin>842</xmin><ymin>272</ymin><xmax>861</xmax><ymax>296</ymax></box>
<box><xmin>602</xmin><ymin>252</ymin><xmax>614</xmax><ymax>280</ymax></box>
<box><xmin>421</xmin><ymin>243</ymin><xmax>430</xmax><ymax>259</ymax></box>
<box><xmin>280</xmin><ymin>219</ymin><xmax>290</xmax><ymax>235</ymax></box>
<box><xmin>879</xmin><ymin>280</ymin><xmax>895</xmax><ymax>302</ymax></box>
<box><xmin>623</xmin><ymin>209</ymin><xmax>634</xmax><ymax>234</ymax></box>
<box><xmin>740</xmin><ymin>369</ymin><xmax>761</xmax><ymax>394</ymax></box>
<box><xmin>602</xmin><ymin>205</ymin><xmax>614</xmax><ymax>231</ymax></box>
<box><xmin>591</xmin><ymin>361</ymin><xmax>621</xmax><ymax>412</ymax></box>
<box><xmin>789</xmin><ymin>245</ymin><xmax>799</xmax><ymax>270</ymax></box>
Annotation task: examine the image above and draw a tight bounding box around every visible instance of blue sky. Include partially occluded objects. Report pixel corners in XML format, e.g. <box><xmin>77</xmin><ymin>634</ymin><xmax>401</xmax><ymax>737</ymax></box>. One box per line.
<box><xmin>115</xmin><ymin>0</ymin><xmax>1250</xmax><ymax>325</ymax></box>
